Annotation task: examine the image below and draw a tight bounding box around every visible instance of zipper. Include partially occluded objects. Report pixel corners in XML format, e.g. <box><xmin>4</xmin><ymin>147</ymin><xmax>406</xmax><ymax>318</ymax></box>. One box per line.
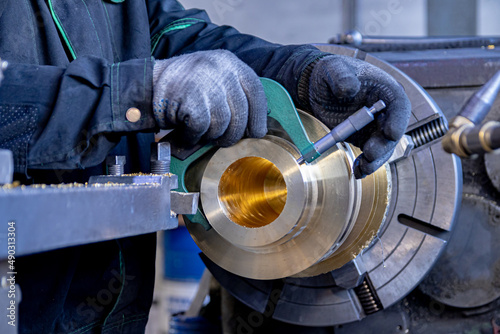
<box><xmin>47</xmin><ymin>0</ymin><xmax>77</xmax><ymax>60</ymax></box>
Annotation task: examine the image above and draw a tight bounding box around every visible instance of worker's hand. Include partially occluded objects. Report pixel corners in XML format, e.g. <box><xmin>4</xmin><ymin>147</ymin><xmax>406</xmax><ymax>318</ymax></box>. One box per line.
<box><xmin>300</xmin><ymin>55</ymin><xmax>411</xmax><ymax>178</ymax></box>
<box><xmin>153</xmin><ymin>50</ymin><xmax>268</xmax><ymax>147</ymax></box>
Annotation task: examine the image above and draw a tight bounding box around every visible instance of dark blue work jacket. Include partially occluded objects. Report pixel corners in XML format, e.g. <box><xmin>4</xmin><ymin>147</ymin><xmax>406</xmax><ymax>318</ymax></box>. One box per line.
<box><xmin>0</xmin><ymin>0</ymin><xmax>321</xmax><ymax>175</ymax></box>
<box><xmin>0</xmin><ymin>0</ymin><xmax>323</xmax><ymax>333</ymax></box>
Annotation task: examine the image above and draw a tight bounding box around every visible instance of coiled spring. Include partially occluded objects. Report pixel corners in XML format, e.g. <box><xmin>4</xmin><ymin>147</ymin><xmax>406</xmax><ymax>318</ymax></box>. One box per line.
<box><xmin>354</xmin><ymin>279</ymin><xmax>382</xmax><ymax>315</ymax></box>
<box><xmin>409</xmin><ymin>117</ymin><xmax>448</xmax><ymax>148</ymax></box>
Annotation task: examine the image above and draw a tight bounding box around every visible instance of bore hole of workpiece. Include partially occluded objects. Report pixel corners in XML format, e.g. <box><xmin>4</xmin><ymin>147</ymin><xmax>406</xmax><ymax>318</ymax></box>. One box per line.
<box><xmin>218</xmin><ymin>157</ymin><xmax>287</xmax><ymax>228</ymax></box>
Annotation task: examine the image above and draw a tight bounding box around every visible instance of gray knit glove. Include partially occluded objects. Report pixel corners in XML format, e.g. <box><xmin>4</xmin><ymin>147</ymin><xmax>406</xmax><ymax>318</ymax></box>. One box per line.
<box><xmin>299</xmin><ymin>55</ymin><xmax>411</xmax><ymax>178</ymax></box>
<box><xmin>153</xmin><ymin>50</ymin><xmax>268</xmax><ymax>147</ymax></box>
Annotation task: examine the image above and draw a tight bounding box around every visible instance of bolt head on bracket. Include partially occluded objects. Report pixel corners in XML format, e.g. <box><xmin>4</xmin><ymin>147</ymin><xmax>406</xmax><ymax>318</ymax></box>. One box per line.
<box><xmin>106</xmin><ymin>155</ymin><xmax>126</xmax><ymax>166</ymax></box>
<box><xmin>151</xmin><ymin>142</ymin><xmax>171</xmax><ymax>162</ymax></box>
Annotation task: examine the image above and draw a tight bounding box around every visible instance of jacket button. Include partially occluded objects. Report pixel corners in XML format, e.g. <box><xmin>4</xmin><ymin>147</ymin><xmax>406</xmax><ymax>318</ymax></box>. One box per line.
<box><xmin>126</xmin><ymin>107</ymin><xmax>141</xmax><ymax>122</ymax></box>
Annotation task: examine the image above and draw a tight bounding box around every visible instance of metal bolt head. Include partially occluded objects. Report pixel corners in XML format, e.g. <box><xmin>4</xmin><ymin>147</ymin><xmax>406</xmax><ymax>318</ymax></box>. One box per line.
<box><xmin>151</xmin><ymin>143</ymin><xmax>171</xmax><ymax>174</ymax></box>
<box><xmin>106</xmin><ymin>155</ymin><xmax>126</xmax><ymax>166</ymax></box>
<box><xmin>151</xmin><ymin>142</ymin><xmax>171</xmax><ymax>162</ymax></box>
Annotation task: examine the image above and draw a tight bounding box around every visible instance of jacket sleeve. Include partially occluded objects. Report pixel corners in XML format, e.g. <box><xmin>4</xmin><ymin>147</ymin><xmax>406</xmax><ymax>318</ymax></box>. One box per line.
<box><xmin>147</xmin><ymin>0</ymin><xmax>328</xmax><ymax>105</ymax></box>
<box><xmin>0</xmin><ymin>56</ymin><xmax>155</xmax><ymax>173</ymax></box>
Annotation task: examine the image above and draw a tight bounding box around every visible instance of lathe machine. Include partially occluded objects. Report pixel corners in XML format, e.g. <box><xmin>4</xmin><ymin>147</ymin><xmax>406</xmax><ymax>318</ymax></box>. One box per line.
<box><xmin>1</xmin><ymin>41</ymin><xmax>499</xmax><ymax>333</ymax></box>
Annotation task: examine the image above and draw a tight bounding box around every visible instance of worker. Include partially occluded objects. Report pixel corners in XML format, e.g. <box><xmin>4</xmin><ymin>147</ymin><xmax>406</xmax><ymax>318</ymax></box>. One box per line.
<box><xmin>0</xmin><ymin>1</ymin><xmax>411</xmax><ymax>333</ymax></box>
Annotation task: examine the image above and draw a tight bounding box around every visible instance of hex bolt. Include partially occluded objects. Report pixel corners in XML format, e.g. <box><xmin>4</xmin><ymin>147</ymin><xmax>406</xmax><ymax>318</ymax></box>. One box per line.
<box><xmin>106</xmin><ymin>155</ymin><xmax>126</xmax><ymax>176</ymax></box>
<box><xmin>151</xmin><ymin>142</ymin><xmax>171</xmax><ymax>174</ymax></box>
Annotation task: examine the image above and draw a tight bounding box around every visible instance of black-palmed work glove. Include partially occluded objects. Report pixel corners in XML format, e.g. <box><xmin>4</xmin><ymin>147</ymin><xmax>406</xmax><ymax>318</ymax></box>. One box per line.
<box><xmin>153</xmin><ymin>50</ymin><xmax>268</xmax><ymax>147</ymax></box>
<box><xmin>299</xmin><ymin>55</ymin><xmax>411</xmax><ymax>178</ymax></box>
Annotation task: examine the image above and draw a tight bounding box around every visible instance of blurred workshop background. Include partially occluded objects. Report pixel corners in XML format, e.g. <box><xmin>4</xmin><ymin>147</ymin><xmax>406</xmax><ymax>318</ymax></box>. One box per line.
<box><xmin>179</xmin><ymin>0</ymin><xmax>500</xmax><ymax>44</ymax></box>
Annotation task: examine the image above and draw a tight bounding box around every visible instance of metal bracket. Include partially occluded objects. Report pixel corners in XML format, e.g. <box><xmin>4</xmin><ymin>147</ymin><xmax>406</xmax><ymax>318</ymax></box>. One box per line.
<box><xmin>170</xmin><ymin>144</ymin><xmax>215</xmax><ymax>230</ymax></box>
<box><xmin>0</xmin><ymin>174</ymin><xmax>189</xmax><ymax>259</ymax></box>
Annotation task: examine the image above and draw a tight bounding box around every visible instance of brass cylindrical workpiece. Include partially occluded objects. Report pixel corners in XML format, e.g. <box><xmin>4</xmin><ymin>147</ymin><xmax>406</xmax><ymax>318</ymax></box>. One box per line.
<box><xmin>187</xmin><ymin>112</ymin><xmax>390</xmax><ymax>280</ymax></box>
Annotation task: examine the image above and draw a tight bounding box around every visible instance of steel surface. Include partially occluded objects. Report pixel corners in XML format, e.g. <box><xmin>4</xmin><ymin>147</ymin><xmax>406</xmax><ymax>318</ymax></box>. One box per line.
<box><xmin>0</xmin><ymin>174</ymin><xmax>187</xmax><ymax>259</ymax></box>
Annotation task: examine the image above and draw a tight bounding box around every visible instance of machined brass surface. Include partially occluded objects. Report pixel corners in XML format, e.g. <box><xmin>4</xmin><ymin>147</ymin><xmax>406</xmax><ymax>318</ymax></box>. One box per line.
<box><xmin>187</xmin><ymin>111</ymin><xmax>390</xmax><ymax>280</ymax></box>
<box><xmin>219</xmin><ymin>157</ymin><xmax>287</xmax><ymax>228</ymax></box>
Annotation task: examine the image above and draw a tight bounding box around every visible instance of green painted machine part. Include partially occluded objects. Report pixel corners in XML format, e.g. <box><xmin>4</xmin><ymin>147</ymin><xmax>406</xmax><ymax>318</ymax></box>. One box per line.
<box><xmin>259</xmin><ymin>78</ymin><xmax>319</xmax><ymax>161</ymax></box>
<box><xmin>170</xmin><ymin>78</ymin><xmax>318</xmax><ymax>230</ymax></box>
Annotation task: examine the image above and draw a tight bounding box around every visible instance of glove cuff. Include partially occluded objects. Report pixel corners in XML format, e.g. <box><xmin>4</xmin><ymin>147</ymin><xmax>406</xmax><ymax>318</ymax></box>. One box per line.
<box><xmin>153</xmin><ymin>58</ymin><xmax>171</xmax><ymax>86</ymax></box>
<box><xmin>297</xmin><ymin>53</ymin><xmax>333</xmax><ymax>109</ymax></box>
<box><xmin>152</xmin><ymin>58</ymin><xmax>177</xmax><ymax>129</ymax></box>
